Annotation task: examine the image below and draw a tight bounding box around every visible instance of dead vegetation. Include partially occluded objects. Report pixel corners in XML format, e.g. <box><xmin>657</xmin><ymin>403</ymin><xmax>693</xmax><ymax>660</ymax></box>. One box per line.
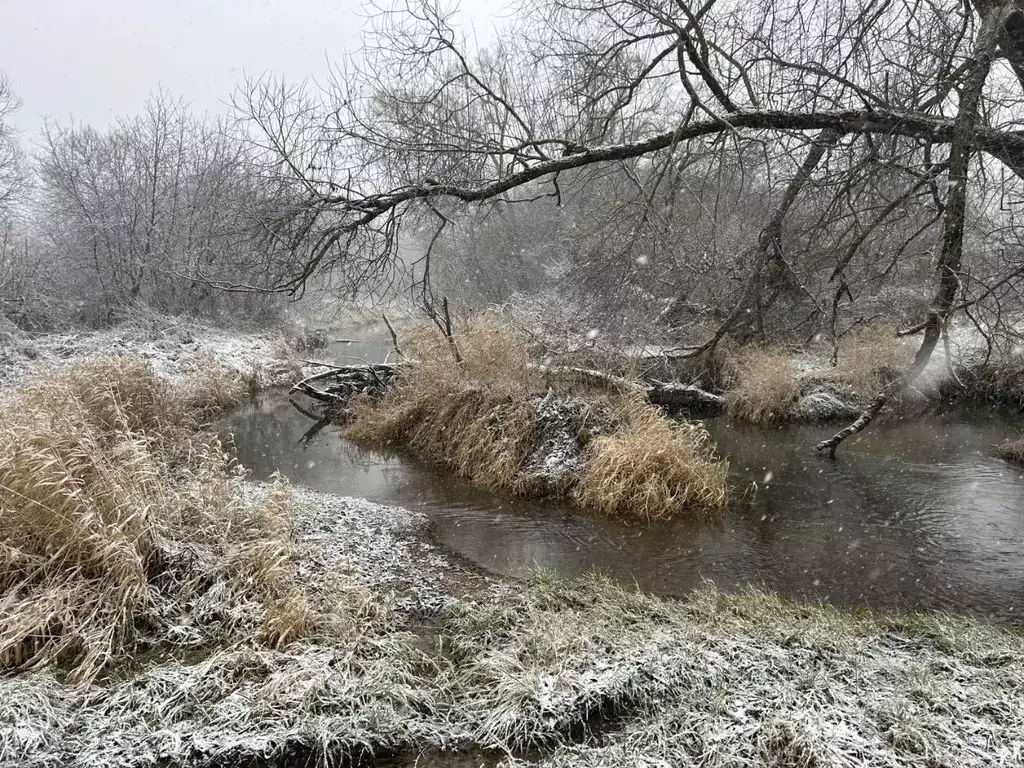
<box><xmin>345</xmin><ymin>318</ymin><xmax>728</xmax><ymax>519</ymax></box>
<box><xmin>7</xmin><ymin>565</ymin><xmax>1023</xmax><ymax>768</ymax></box>
<box><xmin>943</xmin><ymin>349</ymin><xmax>1024</xmax><ymax>409</ymax></box>
<box><xmin>574</xmin><ymin>397</ymin><xmax>727</xmax><ymax>520</ymax></box>
<box><xmin>721</xmin><ymin>346</ymin><xmax>800</xmax><ymax>423</ymax></box>
<box><xmin>995</xmin><ymin>435</ymin><xmax>1024</xmax><ymax>465</ymax></box>
<box><xmin>0</xmin><ymin>357</ymin><xmax>320</xmax><ymax>682</ymax></box>
<box><xmin>346</xmin><ymin>320</ymin><xmax>539</xmax><ymax>491</ymax></box>
<box><xmin>834</xmin><ymin>324</ymin><xmax>909</xmax><ymax>394</ymax></box>
<box><xmin>716</xmin><ymin>329</ymin><xmax>916</xmax><ymax>424</ymax></box>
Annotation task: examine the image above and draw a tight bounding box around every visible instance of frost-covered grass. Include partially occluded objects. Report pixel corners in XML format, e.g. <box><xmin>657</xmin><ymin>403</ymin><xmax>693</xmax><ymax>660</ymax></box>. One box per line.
<box><xmin>0</xmin><ymin>310</ymin><xmax>306</xmax><ymax>394</ymax></box>
<box><xmin>491</xmin><ymin>580</ymin><xmax>1024</xmax><ymax>767</ymax></box>
<box><xmin>441</xmin><ymin>575</ymin><xmax>1024</xmax><ymax>764</ymax></box>
<box><xmin>5</xmin><ymin>569</ymin><xmax>1023</xmax><ymax>767</ymax></box>
<box><xmin>0</xmin><ymin>358</ymin><xmax>329</xmax><ymax>683</ymax></box>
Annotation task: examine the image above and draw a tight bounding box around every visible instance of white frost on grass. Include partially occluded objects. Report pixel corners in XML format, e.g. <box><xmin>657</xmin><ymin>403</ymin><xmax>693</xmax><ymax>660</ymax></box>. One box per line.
<box><xmin>0</xmin><ymin>317</ymin><xmax>308</xmax><ymax>393</ymax></box>
<box><xmin>3</xmin><ymin>316</ymin><xmax>1023</xmax><ymax>767</ymax></box>
<box><xmin>477</xmin><ymin>579</ymin><xmax>1024</xmax><ymax>768</ymax></box>
<box><xmin>287</xmin><ymin>486</ymin><xmax>492</xmax><ymax>619</ymax></box>
<box><xmin>3</xmin><ymin>563</ymin><xmax>1023</xmax><ymax>767</ymax></box>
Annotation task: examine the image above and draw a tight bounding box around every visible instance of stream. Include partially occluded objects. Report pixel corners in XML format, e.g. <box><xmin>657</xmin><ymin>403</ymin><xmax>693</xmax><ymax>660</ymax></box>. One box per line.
<box><xmin>224</xmin><ymin>340</ymin><xmax>1024</xmax><ymax>624</ymax></box>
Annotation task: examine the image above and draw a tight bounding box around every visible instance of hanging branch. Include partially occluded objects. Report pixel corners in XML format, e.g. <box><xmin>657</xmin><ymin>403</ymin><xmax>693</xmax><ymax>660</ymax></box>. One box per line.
<box><xmin>816</xmin><ymin>4</ymin><xmax>1008</xmax><ymax>459</ymax></box>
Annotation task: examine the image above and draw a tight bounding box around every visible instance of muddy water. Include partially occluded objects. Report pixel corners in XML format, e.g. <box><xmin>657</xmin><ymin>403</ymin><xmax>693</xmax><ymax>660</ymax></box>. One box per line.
<box><xmin>226</xmin><ymin>340</ymin><xmax>1024</xmax><ymax>623</ymax></box>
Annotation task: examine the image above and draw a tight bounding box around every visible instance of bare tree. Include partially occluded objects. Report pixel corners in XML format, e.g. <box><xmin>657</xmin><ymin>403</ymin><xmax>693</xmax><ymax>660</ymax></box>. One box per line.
<box><xmin>0</xmin><ymin>73</ymin><xmax>25</xmax><ymax>217</ymax></box>
<box><xmin>0</xmin><ymin>73</ymin><xmax>32</xmax><ymax>323</ymax></box>
<box><xmin>237</xmin><ymin>0</ymin><xmax>1024</xmax><ymax>453</ymax></box>
<box><xmin>34</xmin><ymin>91</ymin><xmax>291</xmax><ymax>324</ymax></box>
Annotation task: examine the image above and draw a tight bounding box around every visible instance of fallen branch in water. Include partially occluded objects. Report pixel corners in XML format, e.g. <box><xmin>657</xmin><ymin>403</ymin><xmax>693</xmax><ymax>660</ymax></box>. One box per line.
<box><xmin>291</xmin><ymin>363</ymin><xmax>400</xmax><ymax>403</ymax></box>
<box><xmin>292</xmin><ymin>361</ymin><xmax>723</xmax><ymax>415</ymax></box>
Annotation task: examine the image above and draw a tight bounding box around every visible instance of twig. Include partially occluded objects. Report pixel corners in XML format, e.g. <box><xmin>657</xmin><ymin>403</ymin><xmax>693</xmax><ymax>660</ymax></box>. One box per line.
<box><xmin>382</xmin><ymin>313</ymin><xmax>403</xmax><ymax>358</ymax></box>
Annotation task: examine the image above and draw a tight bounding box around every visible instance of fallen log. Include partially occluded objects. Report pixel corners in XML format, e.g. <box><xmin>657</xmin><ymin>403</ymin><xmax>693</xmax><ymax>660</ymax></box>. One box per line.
<box><xmin>291</xmin><ymin>363</ymin><xmax>400</xmax><ymax>404</ymax></box>
<box><xmin>535</xmin><ymin>365</ymin><xmax>724</xmax><ymax>414</ymax></box>
<box><xmin>291</xmin><ymin>361</ymin><xmax>723</xmax><ymax>416</ymax></box>
<box><xmin>645</xmin><ymin>381</ymin><xmax>725</xmax><ymax>412</ymax></box>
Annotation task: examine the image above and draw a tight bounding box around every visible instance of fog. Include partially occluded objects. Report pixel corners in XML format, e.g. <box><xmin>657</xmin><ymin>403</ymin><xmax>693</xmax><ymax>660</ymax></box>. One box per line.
<box><xmin>0</xmin><ymin>0</ymin><xmax>505</xmax><ymax>135</ymax></box>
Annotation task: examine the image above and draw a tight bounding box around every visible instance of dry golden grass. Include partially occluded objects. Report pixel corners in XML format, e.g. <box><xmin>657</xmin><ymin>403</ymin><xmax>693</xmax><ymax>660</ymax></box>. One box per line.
<box><xmin>0</xmin><ymin>358</ymin><xmax>312</xmax><ymax>683</ymax></box>
<box><xmin>349</xmin><ymin>318</ymin><xmax>728</xmax><ymax>519</ymax></box>
<box><xmin>574</xmin><ymin>397</ymin><xmax>727</xmax><ymax>521</ymax></box>
<box><xmin>944</xmin><ymin>348</ymin><xmax>1024</xmax><ymax>409</ymax></box>
<box><xmin>721</xmin><ymin>347</ymin><xmax>799</xmax><ymax>423</ymax></box>
<box><xmin>835</xmin><ymin>325</ymin><xmax>908</xmax><ymax>394</ymax></box>
<box><xmin>347</xmin><ymin>318</ymin><xmax>540</xmax><ymax>493</ymax></box>
<box><xmin>176</xmin><ymin>353</ymin><xmax>251</xmax><ymax>422</ymax></box>
<box><xmin>995</xmin><ymin>436</ymin><xmax>1024</xmax><ymax>466</ymax></box>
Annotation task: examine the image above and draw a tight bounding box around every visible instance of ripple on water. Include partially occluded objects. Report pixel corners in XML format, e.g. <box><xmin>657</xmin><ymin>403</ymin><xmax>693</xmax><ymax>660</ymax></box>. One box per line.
<box><xmin>224</xmin><ymin>397</ymin><xmax>1024</xmax><ymax>625</ymax></box>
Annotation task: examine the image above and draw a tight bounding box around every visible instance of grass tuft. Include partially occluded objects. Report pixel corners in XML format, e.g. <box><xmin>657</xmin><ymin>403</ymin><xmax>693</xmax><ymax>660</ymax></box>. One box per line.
<box><xmin>946</xmin><ymin>348</ymin><xmax>1024</xmax><ymax>409</ymax></box>
<box><xmin>721</xmin><ymin>346</ymin><xmax>799</xmax><ymax>423</ymax></box>
<box><xmin>835</xmin><ymin>324</ymin><xmax>908</xmax><ymax>394</ymax></box>
<box><xmin>995</xmin><ymin>435</ymin><xmax>1024</xmax><ymax>465</ymax></box>
<box><xmin>176</xmin><ymin>353</ymin><xmax>250</xmax><ymax>422</ymax></box>
<box><xmin>346</xmin><ymin>319</ymin><xmax>538</xmax><ymax>493</ymax></box>
<box><xmin>0</xmin><ymin>358</ymin><xmax>312</xmax><ymax>683</ymax></box>
<box><xmin>574</xmin><ymin>397</ymin><xmax>727</xmax><ymax>520</ymax></box>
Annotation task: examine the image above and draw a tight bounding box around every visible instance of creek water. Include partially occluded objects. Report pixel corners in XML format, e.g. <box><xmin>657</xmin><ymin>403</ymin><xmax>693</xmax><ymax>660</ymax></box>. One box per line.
<box><xmin>224</xmin><ymin>339</ymin><xmax>1024</xmax><ymax>624</ymax></box>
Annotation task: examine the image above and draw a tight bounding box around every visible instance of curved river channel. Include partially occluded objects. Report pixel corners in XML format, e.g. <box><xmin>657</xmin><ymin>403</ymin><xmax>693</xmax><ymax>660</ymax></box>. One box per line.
<box><xmin>224</xmin><ymin>342</ymin><xmax>1024</xmax><ymax>625</ymax></box>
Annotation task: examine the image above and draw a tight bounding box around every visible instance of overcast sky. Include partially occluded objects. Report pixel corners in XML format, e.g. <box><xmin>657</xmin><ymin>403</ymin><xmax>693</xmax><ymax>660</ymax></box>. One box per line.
<box><xmin>0</xmin><ymin>0</ymin><xmax>503</xmax><ymax>139</ymax></box>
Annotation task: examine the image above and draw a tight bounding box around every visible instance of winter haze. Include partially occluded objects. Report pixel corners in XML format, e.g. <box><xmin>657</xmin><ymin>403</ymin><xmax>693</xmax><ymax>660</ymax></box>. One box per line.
<box><xmin>0</xmin><ymin>0</ymin><xmax>505</xmax><ymax>134</ymax></box>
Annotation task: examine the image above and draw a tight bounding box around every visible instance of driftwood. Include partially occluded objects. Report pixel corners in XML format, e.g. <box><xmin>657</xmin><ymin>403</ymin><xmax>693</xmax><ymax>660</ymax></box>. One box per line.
<box><xmin>534</xmin><ymin>365</ymin><xmax>724</xmax><ymax>414</ymax></box>
<box><xmin>291</xmin><ymin>363</ymin><xmax>399</xmax><ymax>404</ymax></box>
<box><xmin>291</xmin><ymin>361</ymin><xmax>723</xmax><ymax>415</ymax></box>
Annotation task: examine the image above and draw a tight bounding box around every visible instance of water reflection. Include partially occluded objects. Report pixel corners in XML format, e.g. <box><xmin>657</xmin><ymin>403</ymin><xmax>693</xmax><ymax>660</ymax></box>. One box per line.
<box><xmin>224</xmin><ymin>395</ymin><xmax>1024</xmax><ymax>625</ymax></box>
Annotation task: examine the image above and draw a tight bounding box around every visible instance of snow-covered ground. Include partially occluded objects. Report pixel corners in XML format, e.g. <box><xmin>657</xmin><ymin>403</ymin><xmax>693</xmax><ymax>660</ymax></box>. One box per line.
<box><xmin>3</xmin><ymin>316</ymin><xmax>1024</xmax><ymax>767</ymax></box>
<box><xmin>0</xmin><ymin>319</ymin><xmax>310</xmax><ymax>392</ymax></box>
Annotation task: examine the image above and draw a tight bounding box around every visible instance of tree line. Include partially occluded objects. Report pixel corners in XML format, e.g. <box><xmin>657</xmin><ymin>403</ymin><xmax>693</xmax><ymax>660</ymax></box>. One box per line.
<box><xmin>4</xmin><ymin>1</ymin><xmax>1024</xmax><ymax>449</ymax></box>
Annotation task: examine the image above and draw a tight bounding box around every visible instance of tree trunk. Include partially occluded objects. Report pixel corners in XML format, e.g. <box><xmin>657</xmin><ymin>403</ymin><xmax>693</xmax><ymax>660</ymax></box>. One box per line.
<box><xmin>816</xmin><ymin>5</ymin><xmax>1007</xmax><ymax>459</ymax></box>
<box><xmin>673</xmin><ymin>128</ymin><xmax>840</xmax><ymax>350</ymax></box>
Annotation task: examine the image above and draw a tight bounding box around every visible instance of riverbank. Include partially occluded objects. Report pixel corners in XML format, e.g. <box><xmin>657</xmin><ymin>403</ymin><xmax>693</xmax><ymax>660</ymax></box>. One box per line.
<box><xmin>0</xmin><ymin>311</ymin><xmax>321</xmax><ymax>393</ymax></box>
<box><xmin>3</xmin><ymin>323</ymin><xmax>1023</xmax><ymax>767</ymax></box>
<box><xmin>6</xmin><ymin>479</ymin><xmax>1023</xmax><ymax>767</ymax></box>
